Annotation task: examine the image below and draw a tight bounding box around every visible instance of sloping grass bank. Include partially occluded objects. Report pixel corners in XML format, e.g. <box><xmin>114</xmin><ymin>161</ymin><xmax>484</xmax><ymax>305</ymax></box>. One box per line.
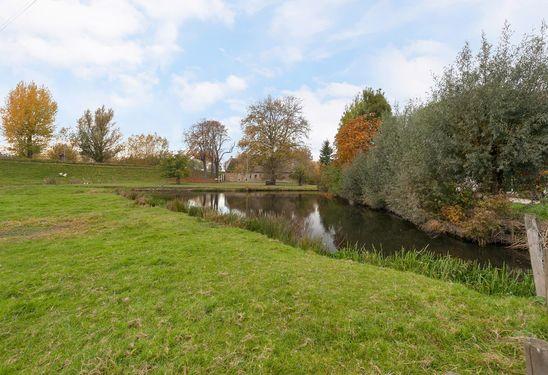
<box><xmin>1</xmin><ymin>185</ymin><xmax>547</xmax><ymax>373</ymax></box>
<box><xmin>0</xmin><ymin>159</ymin><xmax>164</xmax><ymax>186</ymax></box>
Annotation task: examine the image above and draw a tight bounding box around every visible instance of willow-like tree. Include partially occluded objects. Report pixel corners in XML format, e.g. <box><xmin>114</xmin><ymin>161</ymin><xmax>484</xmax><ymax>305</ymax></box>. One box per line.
<box><xmin>1</xmin><ymin>81</ymin><xmax>58</xmax><ymax>158</ymax></box>
<box><xmin>432</xmin><ymin>22</ymin><xmax>548</xmax><ymax>193</ymax></box>
<box><xmin>239</xmin><ymin>96</ymin><xmax>310</xmax><ymax>185</ymax></box>
<box><xmin>125</xmin><ymin>133</ymin><xmax>169</xmax><ymax>165</ymax></box>
<box><xmin>74</xmin><ymin>106</ymin><xmax>123</xmax><ymax>163</ymax></box>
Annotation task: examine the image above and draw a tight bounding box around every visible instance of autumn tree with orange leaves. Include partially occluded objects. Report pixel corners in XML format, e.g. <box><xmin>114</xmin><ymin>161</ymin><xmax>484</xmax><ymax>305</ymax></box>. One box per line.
<box><xmin>335</xmin><ymin>116</ymin><xmax>382</xmax><ymax>165</ymax></box>
<box><xmin>1</xmin><ymin>81</ymin><xmax>58</xmax><ymax>158</ymax></box>
<box><xmin>334</xmin><ymin>88</ymin><xmax>390</xmax><ymax>164</ymax></box>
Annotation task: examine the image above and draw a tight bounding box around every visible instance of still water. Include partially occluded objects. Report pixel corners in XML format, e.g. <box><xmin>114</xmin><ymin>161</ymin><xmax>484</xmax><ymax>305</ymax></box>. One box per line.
<box><xmin>155</xmin><ymin>191</ymin><xmax>529</xmax><ymax>269</ymax></box>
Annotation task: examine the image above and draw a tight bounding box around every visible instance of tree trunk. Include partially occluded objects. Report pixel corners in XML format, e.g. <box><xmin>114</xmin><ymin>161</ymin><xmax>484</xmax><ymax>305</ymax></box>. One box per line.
<box><xmin>202</xmin><ymin>158</ymin><xmax>207</xmax><ymax>178</ymax></box>
<box><xmin>26</xmin><ymin>134</ymin><xmax>33</xmax><ymax>158</ymax></box>
<box><xmin>176</xmin><ymin>176</ymin><xmax>181</xmax><ymax>185</ymax></box>
<box><xmin>214</xmin><ymin>161</ymin><xmax>220</xmax><ymax>182</ymax></box>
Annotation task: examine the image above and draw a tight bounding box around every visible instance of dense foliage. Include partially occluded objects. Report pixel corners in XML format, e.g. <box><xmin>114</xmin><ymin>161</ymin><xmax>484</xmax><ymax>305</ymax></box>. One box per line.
<box><xmin>431</xmin><ymin>24</ymin><xmax>548</xmax><ymax>194</ymax></box>
<box><xmin>160</xmin><ymin>153</ymin><xmax>191</xmax><ymax>184</ymax></box>
<box><xmin>337</xmin><ymin>25</ymin><xmax>547</xmax><ymax>242</ymax></box>
<box><xmin>339</xmin><ymin>88</ymin><xmax>391</xmax><ymax>125</ymax></box>
<box><xmin>335</xmin><ymin>116</ymin><xmax>382</xmax><ymax>165</ymax></box>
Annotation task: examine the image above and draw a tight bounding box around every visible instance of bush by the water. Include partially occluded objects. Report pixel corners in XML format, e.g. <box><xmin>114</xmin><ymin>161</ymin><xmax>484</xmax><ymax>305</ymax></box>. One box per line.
<box><xmin>334</xmin><ymin>24</ymin><xmax>547</xmax><ymax>243</ymax></box>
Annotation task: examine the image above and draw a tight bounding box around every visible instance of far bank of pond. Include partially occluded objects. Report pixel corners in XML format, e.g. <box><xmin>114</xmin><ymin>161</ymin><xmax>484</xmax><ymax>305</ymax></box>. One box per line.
<box><xmin>149</xmin><ymin>190</ymin><xmax>530</xmax><ymax>269</ymax></box>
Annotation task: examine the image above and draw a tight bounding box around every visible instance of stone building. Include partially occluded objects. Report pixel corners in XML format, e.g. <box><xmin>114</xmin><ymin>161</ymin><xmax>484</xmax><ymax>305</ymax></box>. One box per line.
<box><xmin>224</xmin><ymin>165</ymin><xmax>292</xmax><ymax>183</ymax></box>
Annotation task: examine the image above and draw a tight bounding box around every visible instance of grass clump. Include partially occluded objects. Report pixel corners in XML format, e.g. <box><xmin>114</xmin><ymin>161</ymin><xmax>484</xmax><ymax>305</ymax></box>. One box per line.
<box><xmin>512</xmin><ymin>201</ymin><xmax>548</xmax><ymax>220</ymax></box>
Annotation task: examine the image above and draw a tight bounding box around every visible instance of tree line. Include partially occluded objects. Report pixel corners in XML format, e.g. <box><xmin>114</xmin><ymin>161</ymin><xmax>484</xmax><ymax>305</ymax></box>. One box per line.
<box><xmin>0</xmin><ymin>84</ymin><xmax>315</xmax><ymax>185</ymax></box>
<box><xmin>319</xmin><ymin>23</ymin><xmax>547</xmax><ymax>244</ymax></box>
<box><xmin>0</xmin><ymin>86</ymin><xmax>171</xmax><ymax>165</ymax></box>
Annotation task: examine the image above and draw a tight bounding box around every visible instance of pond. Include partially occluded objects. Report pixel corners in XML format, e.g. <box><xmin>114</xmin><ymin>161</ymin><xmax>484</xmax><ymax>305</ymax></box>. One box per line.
<box><xmin>153</xmin><ymin>190</ymin><xmax>530</xmax><ymax>269</ymax></box>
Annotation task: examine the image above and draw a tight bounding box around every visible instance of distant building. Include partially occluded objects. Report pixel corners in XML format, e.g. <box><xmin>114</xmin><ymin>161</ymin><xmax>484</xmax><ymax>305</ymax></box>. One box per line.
<box><xmin>224</xmin><ymin>157</ymin><xmax>293</xmax><ymax>183</ymax></box>
<box><xmin>224</xmin><ymin>165</ymin><xmax>292</xmax><ymax>183</ymax></box>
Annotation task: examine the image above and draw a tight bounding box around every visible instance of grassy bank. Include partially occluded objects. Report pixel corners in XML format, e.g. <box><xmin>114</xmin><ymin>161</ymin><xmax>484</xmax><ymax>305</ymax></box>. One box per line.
<box><xmin>1</xmin><ymin>185</ymin><xmax>546</xmax><ymax>373</ymax></box>
<box><xmin>512</xmin><ymin>201</ymin><xmax>548</xmax><ymax>220</ymax></box>
<box><xmin>0</xmin><ymin>159</ymin><xmax>317</xmax><ymax>191</ymax></box>
<box><xmin>135</xmin><ymin>194</ymin><xmax>533</xmax><ymax>297</ymax></box>
<box><xmin>0</xmin><ymin>159</ymin><xmax>164</xmax><ymax>186</ymax></box>
<box><xmin>330</xmin><ymin>248</ymin><xmax>534</xmax><ymax>297</ymax></box>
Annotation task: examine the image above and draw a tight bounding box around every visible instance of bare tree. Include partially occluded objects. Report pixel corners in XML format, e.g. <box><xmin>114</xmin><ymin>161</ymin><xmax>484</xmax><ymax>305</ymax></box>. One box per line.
<box><xmin>184</xmin><ymin>120</ymin><xmax>212</xmax><ymax>177</ymax></box>
<box><xmin>207</xmin><ymin>121</ymin><xmax>234</xmax><ymax>180</ymax></box>
<box><xmin>74</xmin><ymin>106</ymin><xmax>123</xmax><ymax>163</ymax></box>
<box><xmin>239</xmin><ymin>96</ymin><xmax>310</xmax><ymax>185</ymax></box>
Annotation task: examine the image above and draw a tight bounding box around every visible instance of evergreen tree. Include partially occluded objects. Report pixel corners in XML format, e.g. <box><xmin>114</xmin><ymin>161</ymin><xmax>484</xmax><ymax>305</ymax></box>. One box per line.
<box><xmin>319</xmin><ymin>140</ymin><xmax>334</xmax><ymax>165</ymax></box>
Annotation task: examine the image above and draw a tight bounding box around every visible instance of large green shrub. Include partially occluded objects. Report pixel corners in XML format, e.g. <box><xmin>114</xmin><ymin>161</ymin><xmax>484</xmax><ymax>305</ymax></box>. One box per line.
<box><xmin>431</xmin><ymin>24</ymin><xmax>547</xmax><ymax>193</ymax></box>
<box><xmin>319</xmin><ymin>164</ymin><xmax>342</xmax><ymax>193</ymax></box>
<box><xmin>337</xmin><ymin>24</ymin><xmax>547</xmax><ymax>228</ymax></box>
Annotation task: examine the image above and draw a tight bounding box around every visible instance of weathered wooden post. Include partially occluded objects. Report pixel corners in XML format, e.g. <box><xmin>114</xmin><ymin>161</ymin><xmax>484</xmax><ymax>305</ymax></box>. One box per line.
<box><xmin>524</xmin><ymin>214</ymin><xmax>547</xmax><ymax>300</ymax></box>
<box><xmin>525</xmin><ymin>338</ymin><xmax>548</xmax><ymax>375</ymax></box>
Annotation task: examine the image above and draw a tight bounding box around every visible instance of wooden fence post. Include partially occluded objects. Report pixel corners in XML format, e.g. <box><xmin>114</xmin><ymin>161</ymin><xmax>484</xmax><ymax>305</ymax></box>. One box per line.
<box><xmin>525</xmin><ymin>338</ymin><xmax>548</xmax><ymax>375</ymax></box>
<box><xmin>524</xmin><ymin>214</ymin><xmax>546</xmax><ymax>300</ymax></box>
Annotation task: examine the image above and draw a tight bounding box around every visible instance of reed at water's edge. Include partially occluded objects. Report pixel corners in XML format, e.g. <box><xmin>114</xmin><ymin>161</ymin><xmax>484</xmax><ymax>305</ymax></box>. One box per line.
<box><xmin>326</xmin><ymin>247</ymin><xmax>534</xmax><ymax>297</ymax></box>
<box><xmin>118</xmin><ymin>190</ymin><xmax>536</xmax><ymax>297</ymax></box>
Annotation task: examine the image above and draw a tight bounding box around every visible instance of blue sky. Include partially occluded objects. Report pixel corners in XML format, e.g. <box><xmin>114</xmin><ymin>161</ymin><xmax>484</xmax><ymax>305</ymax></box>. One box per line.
<box><xmin>0</xmin><ymin>0</ymin><xmax>546</xmax><ymax>157</ymax></box>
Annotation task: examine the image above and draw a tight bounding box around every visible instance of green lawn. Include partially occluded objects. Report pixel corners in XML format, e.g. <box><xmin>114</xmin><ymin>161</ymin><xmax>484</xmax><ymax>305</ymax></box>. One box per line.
<box><xmin>512</xmin><ymin>202</ymin><xmax>548</xmax><ymax>220</ymax></box>
<box><xmin>0</xmin><ymin>185</ymin><xmax>546</xmax><ymax>373</ymax></box>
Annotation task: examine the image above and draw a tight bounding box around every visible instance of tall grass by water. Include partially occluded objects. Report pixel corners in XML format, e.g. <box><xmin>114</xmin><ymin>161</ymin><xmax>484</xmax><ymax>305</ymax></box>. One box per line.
<box><xmin>120</xmin><ymin>190</ymin><xmax>536</xmax><ymax>297</ymax></box>
<box><xmin>328</xmin><ymin>247</ymin><xmax>535</xmax><ymax>297</ymax></box>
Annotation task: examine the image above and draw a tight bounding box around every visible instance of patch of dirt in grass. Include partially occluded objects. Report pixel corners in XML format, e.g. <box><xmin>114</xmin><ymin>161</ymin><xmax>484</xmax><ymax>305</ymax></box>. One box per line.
<box><xmin>0</xmin><ymin>216</ymin><xmax>98</xmax><ymax>242</ymax></box>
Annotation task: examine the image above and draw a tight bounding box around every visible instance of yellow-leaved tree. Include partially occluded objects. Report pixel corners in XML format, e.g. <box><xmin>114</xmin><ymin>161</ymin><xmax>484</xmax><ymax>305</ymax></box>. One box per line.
<box><xmin>1</xmin><ymin>81</ymin><xmax>58</xmax><ymax>158</ymax></box>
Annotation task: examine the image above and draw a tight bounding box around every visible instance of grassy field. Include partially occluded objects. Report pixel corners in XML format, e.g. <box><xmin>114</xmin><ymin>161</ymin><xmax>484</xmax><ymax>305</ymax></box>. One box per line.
<box><xmin>0</xmin><ymin>160</ymin><xmax>546</xmax><ymax>373</ymax></box>
<box><xmin>0</xmin><ymin>185</ymin><xmax>547</xmax><ymax>373</ymax></box>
